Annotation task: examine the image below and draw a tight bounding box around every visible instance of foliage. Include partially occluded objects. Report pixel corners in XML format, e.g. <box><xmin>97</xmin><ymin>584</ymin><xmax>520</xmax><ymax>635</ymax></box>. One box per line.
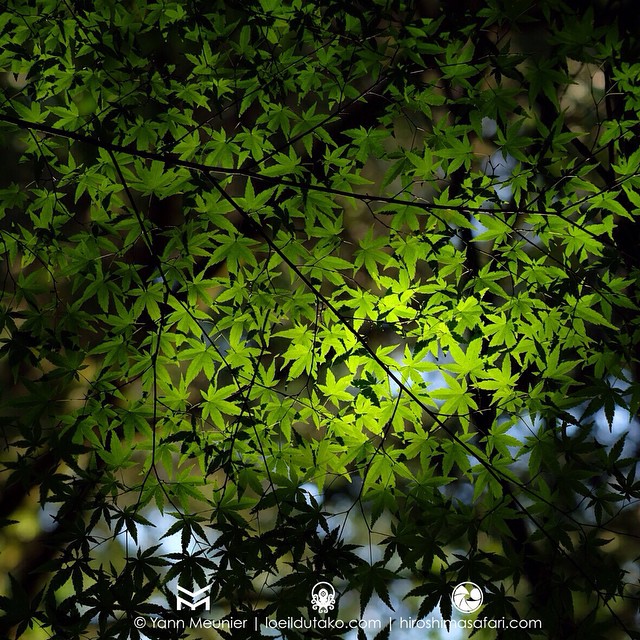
<box><xmin>1</xmin><ymin>0</ymin><xmax>639</xmax><ymax>638</ymax></box>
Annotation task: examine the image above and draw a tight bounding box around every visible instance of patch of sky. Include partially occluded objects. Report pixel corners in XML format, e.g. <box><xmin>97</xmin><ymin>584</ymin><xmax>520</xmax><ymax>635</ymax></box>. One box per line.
<box><xmin>478</xmin><ymin>116</ymin><xmax>547</xmax><ymax>248</ymax></box>
<box><xmin>197</xmin><ymin>319</ymin><xmax>230</xmax><ymax>354</ymax></box>
<box><xmin>35</xmin><ymin>501</ymin><xmax>206</xmax><ymax>572</ymax></box>
<box><xmin>481</xmin><ymin>116</ymin><xmax>498</xmax><ymax>139</ymax></box>
<box><xmin>482</xmin><ymin>150</ymin><xmax>517</xmax><ymax>201</ymax></box>
<box><xmin>491</xmin><ymin>414</ymin><xmax>530</xmax><ymax>474</ymax></box>
<box><xmin>345</xmin><ymin>578</ymin><xmax>468</xmax><ymax>640</ymax></box>
<box><xmin>327</xmin><ymin>493</ymin><xmax>359</xmax><ymax>541</ymax></box>
<box><xmin>388</xmin><ymin>347</ymin><xmax>451</xmax><ymax>401</ymax></box>
<box><xmin>503</xmin><ymin>414</ymin><xmax>538</xmax><ymax>473</ymax></box>
<box><xmin>440</xmin><ymin>479</ymin><xmax>474</xmax><ymax>506</ymax></box>
<box><xmin>469</xmin><ymin>215</ymin><xmax>488</xmax><ymax>240</ymax></box>
<box><xmin>135</xmin><ymin>510</ymin><xmax>187</xmax><ymax>555</ymax></box>
<box><xmin>299</xmin><ymin>481</ymin><xmax>323</xmax><ymax>506</ymax></box>
<box><xmin>622</xmin><ymin>559</ymin><xmax>639</xmax><ymax>584</ymax></box>
<box><xmin>38</xmin><ymin>501</ymin><xmax>59</xmax><ymax>532</ymax></box>
<box><xmin>480</xmin><ymin>116</ymin><xmax>515</xmax><ymax>201</ymax></box>
<box><xmin>564</xmin><ymin>373</ymin><xmax>640</xmax><ymax>457</ymax></box>
<box><xmin>512</xmin><ymin>378</ymin><xmax>639</xmax><ymax>491</ymax></box>
<box><xmin>512</xmin><ymin>411</ymin><xmax>544</xmax><ymax>437</ymax></box>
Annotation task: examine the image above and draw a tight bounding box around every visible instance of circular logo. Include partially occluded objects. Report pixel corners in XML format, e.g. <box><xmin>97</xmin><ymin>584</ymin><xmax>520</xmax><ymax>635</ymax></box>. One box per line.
<box><xmin>311</xmin><ymin>582</ymin><xmax>336</xmax><ymax>614</ymax></box>
<box><xmin>451</xmin><ymin>582</ymin><xmax>483</xmax><ymax>614</ymax></box>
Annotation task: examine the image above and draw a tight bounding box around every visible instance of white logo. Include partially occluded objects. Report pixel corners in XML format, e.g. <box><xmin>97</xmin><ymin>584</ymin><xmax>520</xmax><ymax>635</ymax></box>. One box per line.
<box><xmin>311</xmin><ymin>582</ymin><xmax>336</xmax><ymax>614</ymax></box>
<box><xmin>175</xmin><ymin>583</ymin><xmax>212</xmax><ymax>611</ymax></box>
<box><xmin>451</xmin><ymin>582</ymin><xmax>483</xmax><ymax>614</ymax></box>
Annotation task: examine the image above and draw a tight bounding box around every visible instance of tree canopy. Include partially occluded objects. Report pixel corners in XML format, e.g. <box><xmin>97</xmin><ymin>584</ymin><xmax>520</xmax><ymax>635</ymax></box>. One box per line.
<box><xmin>1</xmin><ymin>0</ymin><xmax>639</xmax><ymax>638</ymax></box>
